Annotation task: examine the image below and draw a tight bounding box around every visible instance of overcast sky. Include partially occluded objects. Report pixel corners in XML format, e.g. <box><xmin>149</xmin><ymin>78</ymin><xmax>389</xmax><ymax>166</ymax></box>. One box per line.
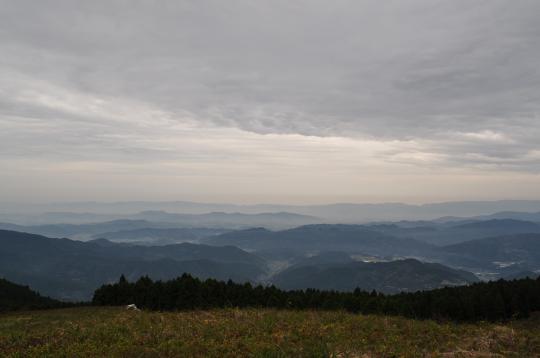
<box><xmin>1</xmin><ymin>0</ymin><xmax>540</xmax><ymax>204</ymax></box>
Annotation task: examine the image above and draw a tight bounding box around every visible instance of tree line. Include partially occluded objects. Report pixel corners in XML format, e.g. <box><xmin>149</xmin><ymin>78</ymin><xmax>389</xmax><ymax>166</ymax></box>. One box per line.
<box><xmin>92</xmin><ymin>274</ymin><xmax>540</xmax><ymax>322</ymax></box>
<box><xmin>0</xmin><ymin>278</ymin><xmax>70</xmax><ymax>312</ymax></box>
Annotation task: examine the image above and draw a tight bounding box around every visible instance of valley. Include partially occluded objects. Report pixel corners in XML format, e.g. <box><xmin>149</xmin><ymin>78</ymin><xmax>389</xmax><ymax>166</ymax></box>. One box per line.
<box><xmin>2</xmin><ymin>206</ymin><xmax>540</xmax><ymax>301</ymax></box>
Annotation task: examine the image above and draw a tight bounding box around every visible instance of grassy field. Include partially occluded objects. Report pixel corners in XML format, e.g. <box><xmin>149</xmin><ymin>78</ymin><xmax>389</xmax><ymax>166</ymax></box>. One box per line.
<box><xmin>1</xmin><ymin>307</ymin><xmax>540</xmax><ymax>357</ymax></box>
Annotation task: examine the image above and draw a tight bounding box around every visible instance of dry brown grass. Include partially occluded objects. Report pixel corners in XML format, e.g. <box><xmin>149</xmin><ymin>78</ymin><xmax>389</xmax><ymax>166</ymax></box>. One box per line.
<box><xmin>1</xmin><ymin>307</ymin><xmax>539</xmax><ymax>357</ymax></box>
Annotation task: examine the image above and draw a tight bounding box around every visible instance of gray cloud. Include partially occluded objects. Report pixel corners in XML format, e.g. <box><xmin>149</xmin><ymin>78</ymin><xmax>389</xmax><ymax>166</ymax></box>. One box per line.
<box><xmin>1</xmin><ymin>0</ymin><xmax>540</xmax><ymax>203</ymax></box>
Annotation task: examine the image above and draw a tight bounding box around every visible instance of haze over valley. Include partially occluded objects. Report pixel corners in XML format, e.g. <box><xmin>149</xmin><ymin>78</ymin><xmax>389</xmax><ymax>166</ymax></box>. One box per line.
<box><xmin>1</xmin><ymin>199</ymin><xmax>540</xmax><ymax>300</ymax></box>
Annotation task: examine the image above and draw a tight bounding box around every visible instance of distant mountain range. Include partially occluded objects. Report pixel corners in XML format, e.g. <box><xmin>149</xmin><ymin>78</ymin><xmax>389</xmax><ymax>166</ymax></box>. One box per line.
<box><xmin>0</xmin><ymin>212</ymin><xmax>320</xmax><ymax>240</ymax></box>
<box><xmin>367</xmin><ymin>219</ymin><xmax>540</xmax><ymax>245</ymax></box>
<box><xmin>0</xmin><ymin>230</ymin><xmax>266</xmax><ymax>300</ymax></box>
<box><xmin>92</xmin><ymin>227</ymin><xmax>227</xmax><ymax>245</ymax></box>
<box><xmin>2</xmin><ymin>206</ymin><xmax>540</xmax><ymax>301</ymax></box>
<box><xmin>0</xmin><ymin>227</ymin><xmax>486</xmax><ymax>299</ymax></box>
<box><xmin>202</xmin><ymin>224</ymin><xmax>434</xmax><ymax>257</ymax></box>
<box><xmin>440</xmin><ymin>233</ymin><xmax>540</xmax><ymax>269</ymax></box>
<box><xmin>0</xmin><ymin>219</ymin><xmax>166</xmax><ymax>240</ymax></box>
<box><xmin>202</xmin><ymin>219</ymin><xmax>540</xmax><ymax>255</ymax></box>
<box><xmin>270</xmin><ymin>258</ymin><xmax>479</xmax><ymax>293</ymax></box>
<box><xmin>0</xmin><ymin>220</ymin><xmax>229</xmax><ymax>244</ymax></box>
<box><xmin>203</xmin><ymin>222</ymin><xmax>540</xmax><ymax>277</ymax></box>
<box><xmin>0</xmin><ymin>211</ymin><xmax>321</xmax><ymax>232</ymax></box>
<box><xmin>3</xmin><ymin>214</ymin><xmax>539</xmax><ymax>248</ymax></box>
<box><xmin>4</xmin><ymin>200</ymin><xmax>540</xmax><ymax>222</ymax></box>
<box><xmin>437</xmin><ymin>211</ymin><xmax>540</xmax><ymax>223</ymax></box>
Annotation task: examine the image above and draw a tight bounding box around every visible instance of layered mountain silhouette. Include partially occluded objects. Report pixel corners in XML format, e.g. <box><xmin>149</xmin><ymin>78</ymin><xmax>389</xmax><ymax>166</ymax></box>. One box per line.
<box><xmin>0</xmin><ymin>230</ymin><xmax>266</xmax><ymax>300</ymax></box>
<box><xmin>2</xmin><ymin>208</ymin><xmax>540</xmax><ymax>302</ymax></box>
<box><xmin>366</xmin><ymin>219</ymin><xmax>540</xmax><ymax>245</ymax></box>
<box><xmin>203</xmin><ymin>224</ymin><xmax>434</xmax><ymax>257</ymax></box>
<box><xmin>5</xmin><ymin>200</ymin><xmax>540</xmax><ymax>222</ymax></box>
<box><xmin>0</xmin><ymin>211</ymin><xmax>320</xmax><ymax>233</ymax></box>
<box><xmin>440</xmin><ymin>233</ymin><xmax>540</xmax><ymax>268</ymax></box>
<box><xmin>92</xmin><ymin>227</ymin><xmax>227</xmax><ymax>245</ymax></box>
<box><xmin>270</xmin><ymin>258</ymin><xmax>478</xmax><ymax>293</ymax></box>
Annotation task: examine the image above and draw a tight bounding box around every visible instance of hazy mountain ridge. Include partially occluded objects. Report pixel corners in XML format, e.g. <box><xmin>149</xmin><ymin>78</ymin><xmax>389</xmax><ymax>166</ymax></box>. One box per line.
<box><xmin>92</xmin><ymin>227</ymin><xmax>228</xmax><ymax>245</ymax></box>
<box><xmin>202</xmin><ymin>224</ymin><xmax>435</xmax><ymax>257</ymax></box>
<box><xmin>4</xmin><ymin>200</ymin><xmax>540</xmax><ymax>223</ymax></box>
<box><xmin>440</xmin><ymin>233</ymin><xmax>540</xmax><ymax>267</ymax></box>
<box><xmin>0</xmin><ymin>211</ymin><xmax>320</xmax><ymax>237</ymax></box>
<box><xmin>203</xmin><ymin>221</ymin><xmax>540</xmax><ymax>279</ymax></box>
<box><xmin>435</xmin><ymin>211</ymin><xmax>540</xmax><ymax>223</ymax></box>
<box><xmin>130</xmin><ymin>211</ymin><xmax>320</xmax><ymax>229</ymax></box>
<box><xmin>3</xmin><ymin>205</ymin><xmax>540</xmax><ymax>300</ymax></box>
<box><xmin>366</xmin><ymin>219</ymin><xmax>540</xmax><ymax>245</ymax></box>
<box><xmin>0</xmin><ymin>230</ymin><xmax>266</xmax><ymax>300</ymax></box>
<box><xmin>270</xmin><ymin>258</ymin><xmax>479</xmax><ymax>293</ymax></box>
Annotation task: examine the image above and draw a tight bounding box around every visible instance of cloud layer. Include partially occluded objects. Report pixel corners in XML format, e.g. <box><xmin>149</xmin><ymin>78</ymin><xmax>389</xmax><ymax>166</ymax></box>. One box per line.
<box><xmin>1</xmin><ymin>1</ymin><xmax>539</xmax><ymax>202</ymax></box>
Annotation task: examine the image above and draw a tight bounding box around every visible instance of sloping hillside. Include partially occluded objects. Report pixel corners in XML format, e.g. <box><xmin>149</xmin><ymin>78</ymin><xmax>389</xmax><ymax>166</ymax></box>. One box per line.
<box><xmin>203</xmin><ymin>224</ymin><xmax>434</xmax><ymax>257</ymax></box>
<box><xmin>0</xmin><ymin>278</ymin><xmax>64</xmax><ymax>311</ymax></box>
<box><xmin>270</xmin><ymin>258</ymin><xmax>478</xmax><ymax>293</ymax></box>
<box><xmin>0</xmin><ymin>230</ymin><xmax>266</xmax><ymax>300</ymax></box>
<box><xmin>440</xmin><ymin>233</ymin><xmax>540</xmax><ymax>268</ymax></box>
<box><xmin>368</xmin><ymin>219</ymin><xmax>540</xmax><ymax>245</ymax></box>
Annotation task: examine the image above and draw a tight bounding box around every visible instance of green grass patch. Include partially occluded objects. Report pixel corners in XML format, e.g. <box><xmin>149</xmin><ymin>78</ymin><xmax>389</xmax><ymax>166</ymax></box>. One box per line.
<box><xmin>1</xmin><ymin>307</ymin><xmax>540</xmax><ymax>357</ymax></box>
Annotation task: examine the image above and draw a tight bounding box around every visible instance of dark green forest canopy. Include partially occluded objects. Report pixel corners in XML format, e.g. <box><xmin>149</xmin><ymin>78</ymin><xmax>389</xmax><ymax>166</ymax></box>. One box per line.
<box><xmin>93</xmin><ymin>274</ymin><xmax>540</xmax><ymax>322</ymax></box>
<box><xmin>0</xmin><ymin>278</ymin><xmax>69</xmax><ymax>312</ymax></box>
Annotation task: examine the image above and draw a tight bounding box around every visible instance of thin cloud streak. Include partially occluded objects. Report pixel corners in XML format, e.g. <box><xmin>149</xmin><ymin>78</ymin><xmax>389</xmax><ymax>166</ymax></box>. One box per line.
<box><xmin>1</xmin><ymin>0</ymin><xmax>539</xmax><ymax>203</ymax></box>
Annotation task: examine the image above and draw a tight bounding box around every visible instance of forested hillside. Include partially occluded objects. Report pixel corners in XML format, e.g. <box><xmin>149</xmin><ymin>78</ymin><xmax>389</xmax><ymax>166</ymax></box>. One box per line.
<box><xmin>0</xmin><ymin>278</ymin><xmax>66</xmax><ymax>312</ymax></box>
<box><xmin>270</xmin><ymin>258</ymin><xmax>478</xmax><ymax>293</ymax></box>
<box><xmin>0</xmin><ymin>229</ymin><xmax>265</xmax><ymax>300</ymax></box>
<box><xmin>93</xmin><ymin>274</ymin><xmax>540</xmax><ymax>322</ymax></box>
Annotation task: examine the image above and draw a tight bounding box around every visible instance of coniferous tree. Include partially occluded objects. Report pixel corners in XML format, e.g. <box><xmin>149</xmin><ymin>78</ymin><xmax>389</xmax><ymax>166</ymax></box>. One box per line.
<box><xmin>92</xmin><ymin>274</ymin><xmax>540</xmax><ymax>322</ymax></box>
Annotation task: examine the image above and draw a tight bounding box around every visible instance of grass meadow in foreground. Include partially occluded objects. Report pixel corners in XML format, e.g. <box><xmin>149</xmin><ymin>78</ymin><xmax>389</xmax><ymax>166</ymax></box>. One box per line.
<box><xmin>1</xmin><ymin>307</ymin><xmax>540</xmax><ymax>357</ymax></box>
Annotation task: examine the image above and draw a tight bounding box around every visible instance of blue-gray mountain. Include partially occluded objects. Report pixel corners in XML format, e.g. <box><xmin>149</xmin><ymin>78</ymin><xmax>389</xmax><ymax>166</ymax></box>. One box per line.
<box><xmin>0</xmin><ymin>212</ymin><xmax>320</xmax><ymax>240</ymax></box>
<box><xmin>3</xmin><ymin>212</ymin><xmax>540</xmax><ymax>302</ymax></box>
<box><xmin>202</xmin><ymin>225</ymin><xmax>434</xmax><ymax>257</ymax></box>
<box><xmin>5</xmin><ymin>200</ymin><xmax>540</xmax><ymax>222</ymax></box>
<box><xmin>439</xmin><ymin>233</ymin><xmax>540</xmax><ymax>269</ymax></box>
<box><xmin>204</xmin><ymin>223</ymin><xmax>540</xmax><ymax>277</ymax></box>
<box><xmin>367</xmin><ymin>219</ymin><xmax>540</xmax><ymax>245</ymax></box>
<box><xmin>92</xmin><ymin>227</ymin><xmax>227</xmax><ymax>245</ymax></box>
<box><xmin>0</xmin><ymin>211</ymin><xmax>320</xmax><ymax>230</ymax></box>
<box><xmin>270</xmin><ymin>258</ymin><xmax>479</xmax><ymax>293</ymax></box>
<box><xmin>0</xmin><ymin>230</ymin><xmax>266</xmax><ymax>301</ymax></box>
